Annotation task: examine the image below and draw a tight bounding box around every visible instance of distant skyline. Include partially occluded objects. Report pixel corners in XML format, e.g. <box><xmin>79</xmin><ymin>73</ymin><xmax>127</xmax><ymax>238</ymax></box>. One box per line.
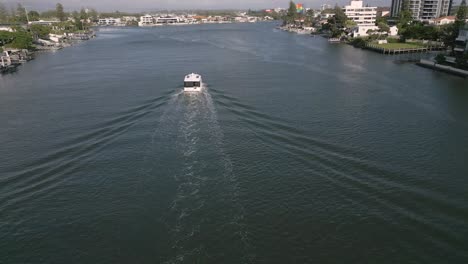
<box><xmin>2</xmin><ymin>0</ymin><xmax>394</xmax><ymax>12</ymax></box>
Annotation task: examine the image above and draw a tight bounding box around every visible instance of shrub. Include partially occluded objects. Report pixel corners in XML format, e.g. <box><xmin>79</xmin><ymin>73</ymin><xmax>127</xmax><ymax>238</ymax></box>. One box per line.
<box><xmin>386</xmin><ymin>38</ymin><xmax>400</xmax><ymax>43</ymax></box>
<box><xmin>434</xmin><ymin>54</ymin><xmax>446</xmax><ymax>64</ymax></box>
<box><xmin>455</xmin><ymin>54</ymin><xmax>468</xmax><ymax>70</ymax></box>
<box><xmin>350</xmin><ymin>37</ymin><xmax>367</xmax><ymax>48</ymax></box>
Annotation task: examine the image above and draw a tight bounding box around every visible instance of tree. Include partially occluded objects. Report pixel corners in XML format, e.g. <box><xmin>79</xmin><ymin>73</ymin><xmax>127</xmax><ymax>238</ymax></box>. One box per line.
<box><xmin>28</xmin><ymin>11</ymin><xmax>40</xmax><ymax>21</ymax></box>
<box><xmin>376</xmin><ymin>16</ymin><xmax>387</xmax><ymax>25</ymax></box>
<box><xmin>377</xmin><ymin>22</ymin><xmax>390</xmax><ymax>33</ymax></box>
<box><xmin>440</xmin><ymin>23</ymin><xmax>457</xmax><ymax>48</ymax></box>
<box><xmin>284</xmin><ymin>1</ymin><xmax>297</xmax><ymax>25</ymax></box>
<box><xmin>0</xmin><ymin>30</ymin><xmax>14</xmax><ymax>46</ymax></box>
<box><xmin>397</xmin><ymin>0</ymin><xmax>413</xmax><ymax>36</ymax></box>
<box><xmin>16</xmin><ymin>3</ymin><xmax>28</xmax><ymax>23</ymax></box>
<box><xmin>456</xmin><ymin>0</ymin><xmax>467</xmax><ymax>22</ymax></box>
<box><xmin>71</xmin><ymin>10</ymin><xmax>84</xmax><ymax>30</ymax></box>
<box><xmin>3</xmin><ymin>29</ymin><xmax>33</xmax><ymax>49</ymax></box>
<box><xmin>345</xmin><ymin>19</ymin><xmax>357</xmax><ymax>29</ymax></box>
<box><xmin>0</xmin><ymin>2</ymin><xmax>9</xmax><ymax>23</ymax></box>
<box><xmin>29</xmin><ymin>24</ymin><xmax>51</xmax><ymax>39</ymax></box>
<box><xmin>87</xmin><ymin>8</ymin><xmax>98</xmax><ymax>21</ymax></box>
<box><xmin>441</xmin><ymin>0</ymin><xmax>467</xmax><ymax>53</ymax></box>
<box><xmin>80</xmin><ymin>8</ymin><xmax>88</xmax><ymax>20</ymax></box>
<box><xmin>323</xmin><ymin>6</ymin><xmax>349</xmax><ymax>37</ymax></box>
<box><xmin>455</xmin><ymin>53</ymin><xmax>468</xmax><ymax>69</ymax></box>
<box><xmin>56</xmin><ymin>3</ymin><xmax>65</xmax><ymax>22</ymax></box>
<box><xmin>434</xmin><ymin>54</ymin><xmax>446</xmax><ymax>64</ymax></box>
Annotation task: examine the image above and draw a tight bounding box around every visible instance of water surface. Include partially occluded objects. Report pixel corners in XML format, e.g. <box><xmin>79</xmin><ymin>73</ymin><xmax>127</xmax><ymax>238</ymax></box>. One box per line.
<box><xmin>1</xmin><ymin>23</ymin><xmax>467</xmax><ymax>263</ymax></box>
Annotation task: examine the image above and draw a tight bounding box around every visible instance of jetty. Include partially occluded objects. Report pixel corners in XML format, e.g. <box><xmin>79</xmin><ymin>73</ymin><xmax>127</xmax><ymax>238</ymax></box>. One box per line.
<box><xmin>365</xmin><ymin>43</ymin><xmax>445</xmax><ymax>55</ymax></box>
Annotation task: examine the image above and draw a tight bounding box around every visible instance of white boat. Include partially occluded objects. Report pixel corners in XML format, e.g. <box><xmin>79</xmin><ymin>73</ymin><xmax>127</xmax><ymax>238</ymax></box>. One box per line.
<box><xmin>184</xmin><ymin>73</ymin><xmax>203</xmax><ymax>92</ymax></box>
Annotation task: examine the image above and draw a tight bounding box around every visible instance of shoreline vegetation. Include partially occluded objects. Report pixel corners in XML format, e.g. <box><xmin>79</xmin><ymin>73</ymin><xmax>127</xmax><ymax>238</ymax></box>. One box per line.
<box><xmin>278</xmin><ymin>0</ymin><xmax>467</xmax><ymax>75</ymax></box>
<box><xmin>0</xmin><ymin>2</ymin><xmax>98</xmax><ymax>74</ymax></box>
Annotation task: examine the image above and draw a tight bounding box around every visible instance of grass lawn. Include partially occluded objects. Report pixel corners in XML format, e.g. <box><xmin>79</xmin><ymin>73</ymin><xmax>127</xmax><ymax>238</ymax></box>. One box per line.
<box><xmin>375</xmin><ymin>43</ymin><xmax>426</xmax><ymax>49</ymax></box>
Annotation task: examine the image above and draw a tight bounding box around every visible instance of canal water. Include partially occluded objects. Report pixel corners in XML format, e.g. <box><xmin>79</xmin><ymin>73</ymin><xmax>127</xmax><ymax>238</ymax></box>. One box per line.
<box><xmin>1</xmin><ymin>23</ymin><xmax>467</xmax><ymax>263</ymax></box>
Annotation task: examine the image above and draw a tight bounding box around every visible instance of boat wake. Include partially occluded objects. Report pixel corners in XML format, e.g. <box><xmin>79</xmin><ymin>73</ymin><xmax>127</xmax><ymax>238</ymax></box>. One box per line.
<box><xmin>208</xmin><ymin>88</ymin><xmax>468</xmax><ymax>256</ymax></box>
<box><xmin>0</xmin><ymin>90</ymin><xmax>176</xmax><ymax>213</ymax></box>
<box><xmin>148</xmin><ymin>88</ymin><xmax>252</xmax><ymax>264</ymax></box>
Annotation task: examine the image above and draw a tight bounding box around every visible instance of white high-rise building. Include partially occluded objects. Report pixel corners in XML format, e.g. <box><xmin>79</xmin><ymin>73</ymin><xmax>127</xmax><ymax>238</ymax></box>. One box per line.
<box><xmin>344</xmin><ymin>0</ymin><xmax>378</xmax><ymax>37</ymax></box>
<box><xmin>343</xmin><ymin>0</ymin><xmax>377</xmax><ymax>26</ymax></box>
<box><xmin>391</xmin><ymin>0</ymin><xmax>452</xmax><ymax>21</ymax></box>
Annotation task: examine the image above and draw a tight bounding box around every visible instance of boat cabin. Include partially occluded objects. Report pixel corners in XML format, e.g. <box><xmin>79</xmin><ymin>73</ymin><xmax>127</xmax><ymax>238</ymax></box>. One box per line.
<box><xmin>184</xmin><ymin>73</ymin><xmax>202</xmax><ymax>91</ymax></box>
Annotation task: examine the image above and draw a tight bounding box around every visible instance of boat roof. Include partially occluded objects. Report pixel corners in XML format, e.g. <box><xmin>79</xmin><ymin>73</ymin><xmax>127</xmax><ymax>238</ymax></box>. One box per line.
<box><xmin>184</xmin><ymin>73</ymin><xmax>202</xmax><ymax>82</ymax></box>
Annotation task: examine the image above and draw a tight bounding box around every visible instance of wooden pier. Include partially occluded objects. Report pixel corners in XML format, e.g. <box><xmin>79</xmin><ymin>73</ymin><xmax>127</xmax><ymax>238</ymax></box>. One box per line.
<box><xmin>365</xmin><ymin>43</ymin><xmax>445</xmax><ymax>55</ymax></box>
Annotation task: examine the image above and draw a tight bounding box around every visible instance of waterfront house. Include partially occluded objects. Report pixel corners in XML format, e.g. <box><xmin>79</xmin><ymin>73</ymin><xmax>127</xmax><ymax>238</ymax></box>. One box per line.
<box><xmin>429</xmin><ymin>16</ymin><xmax>456</xmax><ymax>26</ymax></box>
<box><xmin>139</xmin><ymin>15</ymin><xmax>155</xmax><ymax>26</ymax></box>
<box><xmin>98</xmin><ymin>18</ymin><xmax>122</xmax><ymax>26</ymax></box>
<box><xmin>155</xmin><ymin>16</ymin><xmax>182</xmax><ymax>25</ymax></box>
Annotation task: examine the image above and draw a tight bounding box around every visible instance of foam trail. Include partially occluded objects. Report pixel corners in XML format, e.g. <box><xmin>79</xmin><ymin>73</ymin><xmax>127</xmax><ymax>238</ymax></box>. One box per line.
<box><xmin>159</xmin><ymin>88</ymin><xmax>251</xmax><ymax>264</ymax></box>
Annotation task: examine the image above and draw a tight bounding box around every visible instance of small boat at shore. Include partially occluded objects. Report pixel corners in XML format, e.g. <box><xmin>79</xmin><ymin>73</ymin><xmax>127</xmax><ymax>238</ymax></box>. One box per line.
<box><xmin>184</xmin><ymin>73</ymin><xmax>203</xmax><ymax>92</ymax></box>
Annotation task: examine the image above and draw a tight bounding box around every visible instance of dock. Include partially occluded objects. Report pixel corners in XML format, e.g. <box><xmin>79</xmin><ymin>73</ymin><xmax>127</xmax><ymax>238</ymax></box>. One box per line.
<box><xmin>365</xmin><ymin>43</ymin><xmax>445</xmax><ymax>55</ymax></box>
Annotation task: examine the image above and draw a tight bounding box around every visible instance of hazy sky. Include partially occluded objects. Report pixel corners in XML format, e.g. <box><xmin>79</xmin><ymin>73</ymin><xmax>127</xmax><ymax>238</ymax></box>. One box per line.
<box><xmin>3</xmin><ymin>0</ymin><xmax>393</xmax><ymax>11</ymax></box>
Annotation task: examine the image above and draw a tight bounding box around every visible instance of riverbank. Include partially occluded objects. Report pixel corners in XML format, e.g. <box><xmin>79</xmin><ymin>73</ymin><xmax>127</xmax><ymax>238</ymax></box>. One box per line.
<box><xmin>1</xmin><ymin>30</ymin><xmax>96</xmax><ymax>74</ymax></box>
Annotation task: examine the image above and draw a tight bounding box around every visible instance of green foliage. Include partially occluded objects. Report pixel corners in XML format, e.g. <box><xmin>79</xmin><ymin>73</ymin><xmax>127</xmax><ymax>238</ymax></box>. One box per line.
<box><xmin>1</xmin><ymin>29</ymin><xmax>33</xmax><ymax>49</ymax></box>
<box><xmin>397</xmin><ymin>0</ymin><xmax>413</xmax><ymax>35</ymax></box>
<box><xmin>401</xmin><ymin>22</ymin><xmax>439</xmax><ymax>40</ymax></box>
<box><xmin>29</xmin><ymin>24</ymin><xmax>51</xmax><ymax>39</ymax></box>
<box><xmin>439</xmin><ymin>23</ymin><xmax>457</xmax><ymax>48</ymax></box>
<box><xmin>377</xmin><ymin>22</ymin><xmax>390</xmax><ymax>33</ymax></box>
<box><xmin>322</xmin><ymin>6</ymin><xmax>349</xmax><ymax>37</ymax></box>
<box><xmin>350</xmin><ymin>37</ymin><xmax>367</xmax><ymax>48</ymax></box>
<box><xmin>16</xmin><ymin>3</ymin><xmax>28</xmax><ymax>23</ymax></box>
<box><xmin>0</xmin><ymin>2</ymin><xmax>9</xmax><ymax>22</ymax></box>
<box><xmin>434</xmin><ymin>54</ymin><xmax>446</xmax><ymax>64</ymax></box>
<box><xmin>41</xmin><ymin>10</ymin><xmax>58</xmax><ymax>19</ymax></box>
<box><xmin>0</xmin><ymin>30</ymin><xmax>14</xmax><ymax>45</ymax></box>
<box><xmin>87</xmin><ymin>9</ymin><xmax>98</xmax><ymax>21</ymax></box>
<box><xmin>283</xmin><ymin>1</ymin><xmax>297</xmax><ymax>25</ymax></box>
<box><xmin>376</xmin><ymin>16</ymin><xmax>387</xmax><ymax>25</ymax></box>
<box><xmin>387</xmin><ymin>38</ymin><xmax>400</xmax><ymax>43</ymax></box>
<box><xmin>28</xmin><ymin>11</ymin><xmax>40</xmax><ymax>21</ymax></box>
<box><xmin>56</xmin><ymin>3</ymin><xmax>66</xmax><ymax>22</ymax></box>
<box><xmin>456</xmin><ymin>0</ymin><xmax>467</xmax><ymax>22</ymax></box>
<box><xmin>455</xmin><ymin>53</ymin><xmax>468</xmax><ymax>69</ymax></box>
<box><xmin>80</xmin><ymin>8</ymin><xmax>88</xmax><ymax>20</ymax></box>
<box><xmin>345</xmin><ymin>19</ymin><xmax>357</xmax><ymax>28</ymax></box>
